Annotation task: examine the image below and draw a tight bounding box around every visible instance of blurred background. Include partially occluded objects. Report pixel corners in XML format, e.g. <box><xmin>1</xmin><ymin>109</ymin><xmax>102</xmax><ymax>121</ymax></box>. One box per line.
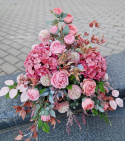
<box><xmin>0</xmin><ymin>0</ymin><xmax>125</xmax><ymax>76</ymax></box>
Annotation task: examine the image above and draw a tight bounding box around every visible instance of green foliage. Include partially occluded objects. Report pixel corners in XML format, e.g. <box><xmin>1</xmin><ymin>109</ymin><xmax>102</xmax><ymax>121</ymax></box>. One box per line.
<box><xmin>15</xmin><ymin>92</ymin><xmax>19</xmax><ymax>99</ymax></box>
<box><xmin>33</xmin><ymin>104</ymin><xmax>40</xmax><ymax>118</ymax></box>
<box><xmin>39</xmin><ymin>88</ymin><xmax>46</xmax><ymax>95</ymax></box>
<box><xmin>99</xmin><ymin>112</ymin><xmax>112</xmax><ymax>126</ymax></box>
<box><xmin>95</xmin><ymin>85</ymin><xmax>98</xmax><ymax>93</ymax></box>
<box><xmin>66</xmin><ymin>85</ymin><xmax>72</xmax><ymax>90</ymax></box>
<box><xmin>8</xmin><ymin>85</ymin><xmax>15</xmax><ymax>89</ymax></box>
<box><xmin>14</xmin><ymin>82</ymin><xmax>18</xmax><ymax>86</ymax></box>
<box><xmin>69</xmin><ymin>75</ymin><xmax>75</xmax><ymax>81</ymax></box>
<box><xmin>5</xmin><ymin>93</ymin><xmax>9</xmax><ymax>98</ymax></box>
<box><xmin>42</xmin><ymin>122</ymin><xmax>49</xmax><ymax>133</ymax></box>
<box><xmin>96</xmin><ymin>80</ymin><xmax>105</xmax><ymax>92</ymax></box>
<box><xmin>63</xmin><ymin>25</ymin><xmax>69</xmax><ymax>35</ymax></box>
<box><xmin>61</xmin><ymin>13</ymin><xmax>68</xmax><ymax>18</ymax></box>
<box><xmin>75</xmin><ymin>36</ymin><xmax>78</xmax><ymax>40</ymax></box>
<box><xmin>38</xmin><ymin>119</ymin><xmax>42</xmax><ymax>129</ymax></box>
<box><xmin>92</xmin><ymin>108</ymin><xmax>98</xmax><ymax>116</ymax></box>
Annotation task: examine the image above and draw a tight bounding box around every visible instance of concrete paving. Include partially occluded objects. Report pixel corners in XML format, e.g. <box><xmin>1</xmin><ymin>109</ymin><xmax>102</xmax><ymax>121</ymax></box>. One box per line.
<box><xmin>0</xmin><ymin>0</ymin><xmax>125</xmax><ymax>76</ymax></box>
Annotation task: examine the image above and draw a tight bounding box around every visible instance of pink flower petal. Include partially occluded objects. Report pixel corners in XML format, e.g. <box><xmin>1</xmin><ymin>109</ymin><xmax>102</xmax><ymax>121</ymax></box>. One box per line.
<box><xmin>115</xmin><ymin>98</ymin><xmax>124</xmax><ymax>107</ymax></box>
<box><xmin>112</xmin><ymin>90</ymin><xmax>119</xmax><ymax>97</ymax></box>
<box><xmin>20</xmin><ymin>92</ymin><xmax>29</xmax><ymax>102</ymax></box>
<box><xmin>5</xmin><ymin>80</ymin><xmax>14</xmax><ymax>86</ymax></box>
<box><xmin>9</xmin><ymin>89</ymin><xmax>18</xmax><ymax>99</ymax></box>
<box><xmin>109</xmin><ymin>100</ymin><xmax>117</xmax><ymax>110</ymax></box>
<box><xmin>0</xmin><ymin>87</ymin><xmax>10</xmax><ymax>96</ymax></box>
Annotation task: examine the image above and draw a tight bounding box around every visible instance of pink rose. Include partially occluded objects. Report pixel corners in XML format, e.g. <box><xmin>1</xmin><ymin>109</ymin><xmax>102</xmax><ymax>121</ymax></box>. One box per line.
<box><xmin>82</xmin><ymin>98</ymin><xmax>94</xmax><ymax>110</ymax></box>
<box><xmin>54</xmin><ymin>8</ymin><xmax>63</xmax><ymax>15</ymax></box>
<box><xmin>27</xmin><ymin>89</ymin><xmax>39</xmax><ymax>101</ymax></box>
<box><xmin>39</xmin><ymin>30</ymin><xmax>50</xmax><ymax>43</ymax></box>
<box><xmin>57</xmin><ymin>102</ymin><xmax>69</xmax><ymax>113</ymax></box>
<box><xmin>50</xmin><ymin>26</ymin><xmax>58</xmax><ymax>34</ymax></box>
<box><xmin>51</xmin><ymin>71</ymin><xmax>69</xmax><ymax>89</ymax></box>
<box><xmin>64</xmin><ymin>34</ymin><xmax>75</xmax><ymax>45</ymax></box>
<box><xmin>68</xmin><ymin>24</ymin><xmax>78</xmax><ymax>35</ymax></box>
<box><xmin>64</xmin><ymin>14</ymin><xmax>73</xmax><ymax>24</ymax></box>
<box><xmin>50</xmin><ymin>41</ymin><xmax>66</xmax><ymax>54</ymax></box>
<box><xmin>81</xmin><ymin>79</ymin><xmax>96</xmax><ymax>96</ymax></box>
<box><xmin>41</xmin><ymin>115</ymin><xmax>50</xmax><ymax>121</ymax></box>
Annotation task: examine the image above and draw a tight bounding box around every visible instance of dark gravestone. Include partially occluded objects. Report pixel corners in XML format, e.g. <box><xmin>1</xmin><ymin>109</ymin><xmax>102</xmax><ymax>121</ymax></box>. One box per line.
<box><xmin>0</xmin><ymin>52</ymin><xmax>125</xmax><ymax>133</ymax></box>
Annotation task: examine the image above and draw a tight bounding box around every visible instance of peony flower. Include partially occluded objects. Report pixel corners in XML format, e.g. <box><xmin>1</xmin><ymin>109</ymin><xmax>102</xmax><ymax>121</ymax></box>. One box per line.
<box><xmin>51</xmin><ymin>71</ymin><xmax>69</xmax><ymax>89</ymax></box>
<box><xmin>50</xmin><ymin>26</ymin><xmax>58</xmax><ymax>34</ymax></box>
<box><xmin>41</xmin><ymin>115</ymin><xmax>50</xmax><ymax>121</ymax></box>
<box><xmin>64</xmin><ymin>34</ymin><xmax>75</xmax><ymax>45</ymax></box>
<box><xmin>27</xmin><ymin>89</ymin><xmax>39</xmax><ymax>101</ymax></box>
<box><xmin>101</xmin><ymin>102</ymin><xmax>109</xmax><ymax>111</ymax></box>
<box><xmin>64</xmin><ymin>14</ymin><xmax>73</xmax><ymax>24</ymax></box>
<box><xmin>81</xmin><ymin>79</ymin><xmax>96</xmax><ymax>96</ymax></box>
<box><xmin>70</xmin><ymin>52</ymin><xmax>80</xmax><ymax>64</ymax></box>
<box><xmin>50</xmin><ymin>40</ymin><xmax>66</xmax><ymax>54</ymax></box>
<box><xmin>68</xmin><ymin>24</ymin><xmax>78</xmax><ymax>35</ymax></box>
<box><xmin>112</xmin><ymin>90</ymin><xmax>119</xmax><ymax>97</ymax></box>
<box><xmin>57</xmin><ymin>102</ymin><xmax>69</xmax><ymax>113</ymax></box>
<box><xmin>54</xmin><ymin>8</ymin><xmax>63</xmax><ymax>15</ymax></box>
<box><xmin>82</xmin><ymin>98</ymin><xmax>94</xmax><ymax>110</ymax></box>
<box><xmin>68</xmin><ymin>85</ymin><xmax>81</xmax><ymax>100</ymax></box>
<box><xmin>40</xmin><ymin>74</ymin><xmax>51</xmax><ymax>86</ymax></box>
<box><xmin>80</xmin><ymin>49</ymin><xmax>107</xmax><ymax>80</ymax></box>
<box><xmin>39</xmin><ymin>30</ymin><xmax>50</xmax><ymax>43</ymax></box>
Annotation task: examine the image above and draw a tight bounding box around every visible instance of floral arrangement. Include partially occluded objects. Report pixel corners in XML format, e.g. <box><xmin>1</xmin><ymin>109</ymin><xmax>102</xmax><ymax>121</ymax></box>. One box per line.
<box><xmin>0</xmin><ymin>8</ymin><xmax>124</xmax><ymax>141</ymax></box>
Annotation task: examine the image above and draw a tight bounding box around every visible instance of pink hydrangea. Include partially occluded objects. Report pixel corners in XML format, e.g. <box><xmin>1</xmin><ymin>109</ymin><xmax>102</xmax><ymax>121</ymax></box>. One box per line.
<box><xmin>64</xmin><ymin>34</ymin><xmax>75</xmax><ymax>45</ymax></box>
<box><xmin>68</xmin><ymin>85</ymin><xmax>81</xmax><ymax>100</ymax></box>
<box><xmin>64</xmin><ymin>14</ymin><xmax>73</xmax><ymax>24</ymax></box>
<box><xmin>81</xmin><ymin>79</ymin><xmax>96</xmax><ymax>96</ymax></box>
<box><xmin>54</xmin><ymin>8</ymin><xmax>63</xmax><ymax>15</ymax></box>
<box><xmin>39</xmin><ymin>30</ymin><xmax>50</xmax><ymax>43</ymax></box>
<box><xmin>70</xmin><ymin>52</ymin><xmax>80</xmax><ymax>64</ymax></box>
<box><xmin>82</xmin><ymin>98</ymin><xmax>94</xmax><ymax>110</ymax></box>
<box><xmin>50</xmin><ymin>40</ymin><xmax>66</xmax><ymax>54</ymax></box>
<box><xmin>57</xmin><ymin>102</ymin><xmax>69</xmax><ymax>113</ymax></box>
<box><xmin>68</xmin><ymin>24</ymin><xmax>78</xmax><ymax>35</ymax></box>
<box><xmin>32</xmin><ymin>44</ymin><xmax>39</xmax><ymax>50</ymax></box>
<box><xmin>80</xmin><ymin>49</ymin><xmax>107</xmax><ymax>80</ymax></box>
<box><xmin>51</xmin><ymin>71</ymin><xmax>69</xmax><ymax>89</ymax></box>
<box><xmin>27</xmin><ymin>89</ymin><xmax>39</xmax><ymax>101</ymax></box>
<box><xmin>41</xmin><ymin>115</ymin><xmax>50</xmax><ymax>121</ymax></box>
<box><xmin>50</xmin><ymin>26</ymin><xmax>58</xmax><ymax>34</ymax></box>
<box><xmin>24</xmin><ymin>46</ymin><xmax>57</xmax><ymax>80</ymax></box>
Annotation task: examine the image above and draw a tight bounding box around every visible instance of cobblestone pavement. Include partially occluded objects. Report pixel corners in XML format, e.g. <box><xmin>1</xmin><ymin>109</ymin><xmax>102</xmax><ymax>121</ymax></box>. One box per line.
<box><xmin>0</xmin><ymin>0</ymin><xmax>125</xmax><ymax>76</ymax></box>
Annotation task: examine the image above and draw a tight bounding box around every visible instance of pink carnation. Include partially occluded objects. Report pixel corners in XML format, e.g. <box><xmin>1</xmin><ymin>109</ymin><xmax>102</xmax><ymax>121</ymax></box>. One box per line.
<box><xmin>41</xmin><ymin>115</ymin><xmax>50</xmax><ymax>121</ymax></box>
<box><xmin>70</xmin><ymin>52</ymin><xmax>80</xmax><ymax>64</ymax></box>
<box><xmin>82</xmin><ymin>98</ymin><xmax>94</xmax><ymax>110</ymax></box>
<box><xmin>39</xmin><ymin>30</ymin><xmax>50</xmax><ymax>43</ymax></box>
<box><xmin>68</xmin><ymin>24</ymin><xmax>78</xmax><ymax>35</ymax></box>
<box><xmin>64</xmin><ymin>14</ymin><xmax>73</xmax><ymax>24</ymax></box>
<box><xmin>50</xmin><ymin>40</ymin><xmax>66</xmax><ymax>54</ymax></box>
<box><xmin>68</xmin><ymin>85</ymin><xmax>81</xmax><ymax>100</ymax></box>
<box><xmin>27</xmin><ymin>89</ymin><xmax>39</xmax><ymax>101</ymax></box>
<box><xmin>40</xmin><ymin>74</ymin><xmax>51</xmax><ymax>86</ymax></box>
<box><xmin>81</xmin><ymin>79</ymin><xmax>96</xmax><ymax>96</ymax></box>
<box><xmin>57</xmin><ymin>102</ymin><xmax>69</xmax><ymax>113</ymax></box>
<box><xmin>64</xmin><ymin>34</ymin><xmax>75</xmax><ymax>45</ymax></box>
<box><xmin>51</xmin><ymin>71</ymin><xmax>69</xmax><ymax>89</ymax></box>
<box><xmin>54</xmin><ymin>8</ymin><xmax>63</xmax><ymax>15</ymax></box>
<box><xmin>80</xmin><ymin>49</ymin><xmax>107</xmax><ymax>80</ymax></box>
<box><xmin>50</xmin><ymin>26</ymin><xmax>58</xmax><ymax>34</ymax></box>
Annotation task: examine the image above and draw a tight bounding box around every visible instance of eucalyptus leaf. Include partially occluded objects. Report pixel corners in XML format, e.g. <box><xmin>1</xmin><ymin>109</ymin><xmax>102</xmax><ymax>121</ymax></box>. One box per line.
<box><xmin>46</xmin><ymin>21</ymin><xmax>52</xmax><ymax>25</ymax></box>
<box><xmin>63</xmin><ymin>25</ymin><xmax>69</xmax><ymax>35</ymax></box>
<box><xmin>61</xmin><ymin>13</ymin><xmax>68</xmax><ymax>18</ymax></box>
<box><xmin>44</xmin><ymin>110</ymin><xmax>49</xmax><ymax>116</ymax></box>
<box><xmin>49</xmin><ymin>110</ymin><xmax>56</xmax><ymax>117</ymax></box>
<box><xmin>75</xmin><ymin>48</ymin><xmax>83</xmax><ymax>54</ymax></box>
<box><xmin>49</xmin><ymin>105</ymin><xmax>54</xmax><ymax>109</ymax></box>
<box><xmin>45</xmin><ymin>107</ymin><xmax>50</xmax><ymax>111</ymax></box>
<box><xmin>82</xmin><ymin>97</ymin><xmax>86</xmax><ymax>102</ymax></box>
<box><xmin>41</xmin><ymin>92</ymin><xmax>49</xmax><ymax>97</ymax></box>
<box><xmin>33</xmin><ymin>104</ymin><xmax>40</xmax><ymax>118</ymax></box>
<box><xmin>99</xmin><ymin>107</ymin><xmax>104</xmax><ymax>112</ymax></box>
<box><xmin>49</xmin><ymin>96</ymin><xmax>54</xmax><ymax>103</ymax></box>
